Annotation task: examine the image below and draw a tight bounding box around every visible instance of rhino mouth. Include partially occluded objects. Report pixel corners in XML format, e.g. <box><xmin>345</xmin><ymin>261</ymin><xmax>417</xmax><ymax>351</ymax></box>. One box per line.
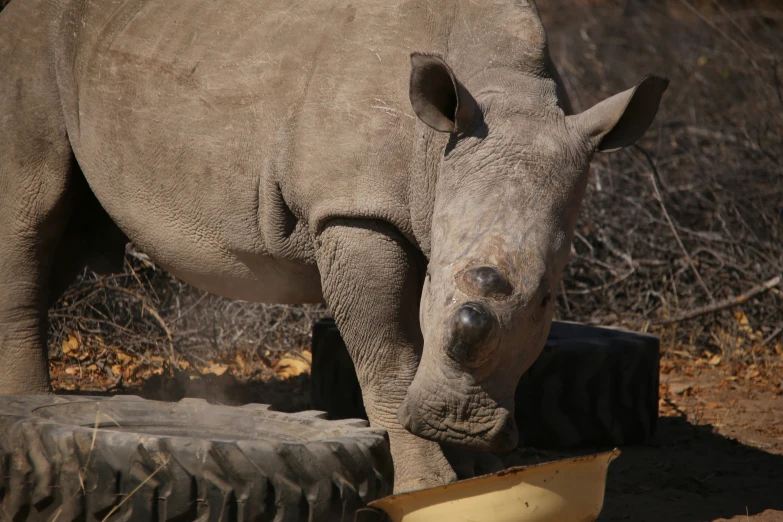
<box><xmin>397</xmin><ymin>393</ymin><xmax>518</xmax><ymax>451</ymax></box>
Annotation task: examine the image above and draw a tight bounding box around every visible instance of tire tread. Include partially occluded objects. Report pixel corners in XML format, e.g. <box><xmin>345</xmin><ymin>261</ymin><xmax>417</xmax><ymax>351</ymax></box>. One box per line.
<box><xmin>0</xmin><ymin>397</ymin><xmax>393</xmax><ymax>521</ymax></box>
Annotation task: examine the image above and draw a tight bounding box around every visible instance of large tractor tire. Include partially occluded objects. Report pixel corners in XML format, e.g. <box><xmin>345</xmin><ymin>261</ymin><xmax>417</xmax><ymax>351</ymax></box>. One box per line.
<box><xmin>514</xmin><ymin>321</ymin><xmax>660</xmax><ymax>448</ymax></box>
<box><xmin>311</xmin><ymin>319</ymin><xmax>659</xmax><ymax>450</ymax></box>
<box><xmin>0</xmin><ymin>395</ymin><xmax>393</xmax><ymax>521</ymax></box>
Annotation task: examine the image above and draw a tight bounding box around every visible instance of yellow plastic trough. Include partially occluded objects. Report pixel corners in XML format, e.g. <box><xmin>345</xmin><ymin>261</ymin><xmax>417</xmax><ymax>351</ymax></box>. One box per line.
<box><xmin>365</xmin><ymin>449</ymin><xmax>620</xmax><ymax>522</ymax></box>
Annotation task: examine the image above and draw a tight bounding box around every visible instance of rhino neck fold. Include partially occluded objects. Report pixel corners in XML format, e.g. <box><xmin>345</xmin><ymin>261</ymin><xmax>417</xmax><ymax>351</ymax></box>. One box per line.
<box><xmin>408</xmin><ymin>127</ymin><xmax>450</xmax><ymax>261</ymax></box>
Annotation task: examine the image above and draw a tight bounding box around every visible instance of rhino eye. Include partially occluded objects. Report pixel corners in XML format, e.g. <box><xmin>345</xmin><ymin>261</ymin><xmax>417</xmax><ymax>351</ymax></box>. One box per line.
<box><xmin>459</xmin><ymin>266</ymin><xmax>513</xmax><ymax>298</ymax></box>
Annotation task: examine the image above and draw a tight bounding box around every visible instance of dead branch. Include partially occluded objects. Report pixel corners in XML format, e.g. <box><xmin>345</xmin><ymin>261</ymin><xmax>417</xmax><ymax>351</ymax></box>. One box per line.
<box><xmin>105</xmin><ymin>285</ymin><xmax>173</xmax><ymax>342</ymax></box>
<box><xmin>635</xmin><ymin>145</ymin><xmax>714</xmax><ymax>301</ymax></box>
<box><xmin>679</xmin><ymin>0</ymin><xmax>760</xmax><ymax>72</ymax></box>
<box><xmin>655</xmin><ymin>275</ymin><xmax>782</xmax><ymax>325</ymax></box>
<box><xmin>761</xmin><ymin>323</ymin><xmax>783</xmax><ymax>347</ymax></box>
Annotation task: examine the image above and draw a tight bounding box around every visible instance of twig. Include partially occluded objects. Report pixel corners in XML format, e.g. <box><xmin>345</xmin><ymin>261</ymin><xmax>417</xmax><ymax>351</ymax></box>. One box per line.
<box><xmin>52</xmin><ymin>410</ymin><xmax>123</xmax><ymax>522</ymax></box>
<box><xmin>105</xmin><ymin>283</ymin><xmax>178</xmax><ymax>363</ymax></box>
<box><xmin>79</xmin><ymin>410</ymin><xmax>102</xmax><ymax>492</ymax></box>
<box><xmin>125</xmin><ymin>243</ymin><xmax>156</xmax><ymax>268</ymax></box>
<box><xmin>685</xmin><ymin>126</ymin><xmax>761</xmax><ymax>152</ymax></box>
<box><xmin>171</xmin><ymin>292</ymin><xmax>210</xmax><ymax>323</ymax></box>
<box><xmin>635</xmin><ymin>145</ymin><xmax>714</xmax><ymax>300</ymax></box>
<box><xmin>679</xmin><ymin>0</ymin><xmax>760</xmax><ymax>72</ymax></box>
<box><xmin>709</xmin><ymin>0</ymin><xmax>754</xmax><ymax>47</ymax></box>
<box><xmin>573</xmin><ymin>231</ymin><xmax>595</xmax><ymax>254</ymax></box>
<box><xmin>655</xmin><ymin>275</ymin><xmax>781</xmax><ymax>325</ymax></box>
<box><xmin>105</xmin><ymin>285</ymin><xmax>173</xmax><ymax>342</ymax></box>
<box><xmin>596</xmin><ymin>228</ymin><xmax>634</xmax><ymax>269</ymax></box>
<box><xmin>760</xmin><ymin>323</ymin><xmax>783</xmax><ymax>347</ymax></box>
<box><xmin>49</xmin><ymin>313</ymin><xmax>138</xmax><ymax>334</ymax></box>
<box><xmin>100</xmin><ymin>458</ymin><xmax>169</xmax><ymax>522</ymax></box>
<box><xmin>559</xmin><ymin>280</ymin><xmax>571</xmax><ymax>316</ymax></box>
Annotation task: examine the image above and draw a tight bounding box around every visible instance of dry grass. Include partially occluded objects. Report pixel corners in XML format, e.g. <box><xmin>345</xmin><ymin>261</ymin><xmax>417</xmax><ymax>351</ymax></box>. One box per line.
<box><xmin>48</xmin><ymin>248</ymin><xmax>326</xmax><ymax>391</ymax></box>
<box><xmin>541</xmin><ymin>0</ymin><xmax>783</xmax><ymax>360</ymax></box>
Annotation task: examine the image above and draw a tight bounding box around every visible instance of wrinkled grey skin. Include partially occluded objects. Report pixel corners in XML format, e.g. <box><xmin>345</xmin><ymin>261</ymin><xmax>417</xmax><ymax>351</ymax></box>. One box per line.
<box><xmin>0</xmin><ymin>0</ymin><xmax>667</xmax><ymax>492</ymax></box>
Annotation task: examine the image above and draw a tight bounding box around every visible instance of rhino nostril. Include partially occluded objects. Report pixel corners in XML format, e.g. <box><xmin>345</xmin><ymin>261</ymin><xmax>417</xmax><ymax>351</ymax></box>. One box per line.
<box><xmin>448</xmin><ymin>302</ymin><xmax>493</xmax><ymax>361</ymax></box>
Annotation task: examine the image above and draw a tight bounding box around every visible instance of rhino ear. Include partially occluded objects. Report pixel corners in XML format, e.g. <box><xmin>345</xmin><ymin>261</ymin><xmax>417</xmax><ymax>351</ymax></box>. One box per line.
<box><xmin>569</xmin><ymin>75</ymin><xmax>669</xmax><ymax>152</ymax></box>
<box><xmin>409</xmin><ymin>53</ymin><xmax>477</xmax><ymax>134</ymax></box>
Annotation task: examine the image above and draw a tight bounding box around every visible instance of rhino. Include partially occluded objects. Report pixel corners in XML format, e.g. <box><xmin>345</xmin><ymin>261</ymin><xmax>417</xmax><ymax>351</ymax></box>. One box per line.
<box><xmin>0</xmin><ymin>0</ymin><xmax>667</xmax><ymax>492</ymax></box>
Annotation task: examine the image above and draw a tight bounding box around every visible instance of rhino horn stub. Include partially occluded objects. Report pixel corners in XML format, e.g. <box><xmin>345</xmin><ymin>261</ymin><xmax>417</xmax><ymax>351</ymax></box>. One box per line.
<box><xmin>409</xmin><ymin>53</ymin><xmax>477</xmax><ymax>134</ymax></box>
<box><xmin>458</xmin><ymin>266</ymin><xmax>514</xmax><ymax>299</ymax></box>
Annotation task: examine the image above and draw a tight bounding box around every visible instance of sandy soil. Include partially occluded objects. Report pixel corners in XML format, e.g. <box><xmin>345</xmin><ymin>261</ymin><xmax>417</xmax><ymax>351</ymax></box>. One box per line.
<box><xmin>503</xmin><ymin>357</ymin><xmax>783</xmax><ymax>522</ymax></box>
<box><xmin>56</xmin><ymin>351</ymin><xmax>783</xmax><ymax>522</ymax></box>
<box><xmin>605</xmin><ymin>366</ymin><xmax>782</xmax><ymax>522</ymax></box>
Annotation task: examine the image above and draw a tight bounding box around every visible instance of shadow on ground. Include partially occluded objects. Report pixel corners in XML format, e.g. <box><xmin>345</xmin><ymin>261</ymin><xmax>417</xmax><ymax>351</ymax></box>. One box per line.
<box><xmin>506</xmin><ymin>416</ymin><xmax>783</xmax><ymax>522</ymax></box>
<box><xmin>602</xmin><ymin>416</ymin><xmax>783</xmax><ymax>522</ymax></box>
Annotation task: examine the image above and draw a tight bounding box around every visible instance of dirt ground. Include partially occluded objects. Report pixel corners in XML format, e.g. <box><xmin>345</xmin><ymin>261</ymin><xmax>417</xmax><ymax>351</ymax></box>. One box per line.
<box><xmin>505</xmin><ymin>354</ymin><xmax>783</xmax><ymax>522</ymax></box>
<box><xmin>605</xmin><ymin>365</ymin><xmax>783</xmax><ymax>522</ymax></box>
<box><xmin>54</xmin><ymin>349</ymin><xmax>783</xmax><ymax>522</ymax></box>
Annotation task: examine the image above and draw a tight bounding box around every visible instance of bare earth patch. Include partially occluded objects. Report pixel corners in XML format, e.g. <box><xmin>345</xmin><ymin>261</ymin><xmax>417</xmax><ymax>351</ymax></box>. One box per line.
<box><xmin>52</xmin><ymin>339</ymin><xmax>783</xmax><ymax>522</ymax></box>
<box><xmin>503</xmin><ymin>353</ymin><xmax>783</xmax><ymax>522</ymax></box>
<box><xmin>605</xmin><ymin>357</ymin><xmax>783</xmax><ymax>522</ymax></box>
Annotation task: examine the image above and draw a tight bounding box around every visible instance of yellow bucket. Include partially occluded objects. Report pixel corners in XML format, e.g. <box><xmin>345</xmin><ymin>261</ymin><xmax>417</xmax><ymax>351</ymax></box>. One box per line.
<box><xmin>365</xmin><ymin>449</ymin><xmax>620</xmax><ymax>522</ymax></box>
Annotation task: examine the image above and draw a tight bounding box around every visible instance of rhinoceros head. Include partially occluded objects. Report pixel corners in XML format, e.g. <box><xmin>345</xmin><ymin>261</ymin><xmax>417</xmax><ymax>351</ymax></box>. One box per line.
<box><xmin>399</xmin><ymin>53</ymin><xmax>668</xmax><ymax>451</ymax></box>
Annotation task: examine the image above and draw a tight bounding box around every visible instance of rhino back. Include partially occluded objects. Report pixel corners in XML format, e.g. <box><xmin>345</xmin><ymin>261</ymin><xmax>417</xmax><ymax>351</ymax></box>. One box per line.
<box><xmin>52</xmin><ymin>0</ymin><xmax>441</xmax><ymax>258</ymax></box>
<box><xmin>47</xmin><ymin>0</ymin><xmax>552</xmax><ymax>295</ymax></box>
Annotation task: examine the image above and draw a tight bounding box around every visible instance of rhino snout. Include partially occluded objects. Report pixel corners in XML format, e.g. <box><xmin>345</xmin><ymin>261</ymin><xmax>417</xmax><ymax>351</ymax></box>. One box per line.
<box><xmin>397</xmin><ymin>389</ymin><xmax>518</xmax><ymax>451</ymax></box>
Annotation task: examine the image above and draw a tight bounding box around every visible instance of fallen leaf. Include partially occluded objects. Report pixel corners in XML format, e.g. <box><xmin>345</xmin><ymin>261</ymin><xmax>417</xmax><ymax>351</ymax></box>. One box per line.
<box><xmin>123</xmin><ymin>363</ymin><xmax>136</xmax><ymax>380</ymax></box>
<box><xmin>668</xmin><ymin>382</ymin><xmax>693</xmax><ymax>395</ymax></box>
<box><xmin>62</xmin><ymin>335</ymin><xmax>79</xmax><ymax>354</ymax></box>
<box><xmin>202</xmin><ymin>362</ymin><xmax>229</xmax><ymax>376</ymax></box>
<box><xmin>708</xmin><ymin>355</ymin><xmax>722</xmax><ymax>366</ymax></box>
<box><xmin>734</xmin><ymin>311</ymin><xmax>753</xmax><ymax>336</ymax></box>
<box><xmin>235</xmin><ymin>353</ymin><xmax>247</xmax><ymax>374</ymax></box>
<box><xmin>65</xmin><ymin>367</ymin><xmax>78</xmax><ymax>376</ymax></box>
<box><xmin>111</xmin><ymin>364</ymin><xmax>122</xmax><ymax>376</ymax></box>
<box><xmin>116</xmin><ymin>351</ymin><xmax>133</xmax><ymax>364</ymax></box>
<box><xmin>275</xmin><ymin>356</ymin><xmax>310</xmax><ymax>379</ymax></box>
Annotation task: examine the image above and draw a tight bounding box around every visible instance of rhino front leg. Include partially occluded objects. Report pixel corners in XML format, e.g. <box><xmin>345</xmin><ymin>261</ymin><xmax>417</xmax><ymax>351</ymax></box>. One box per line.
<box><xmin>0</xmin><ymin>0</ymin><xmax>76</xmax><ymax>395</ymax></box>
<box><xmin>315</xmin><ymin>219</ymin><xmax>457</xmax><ymax>492</ymax></box>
